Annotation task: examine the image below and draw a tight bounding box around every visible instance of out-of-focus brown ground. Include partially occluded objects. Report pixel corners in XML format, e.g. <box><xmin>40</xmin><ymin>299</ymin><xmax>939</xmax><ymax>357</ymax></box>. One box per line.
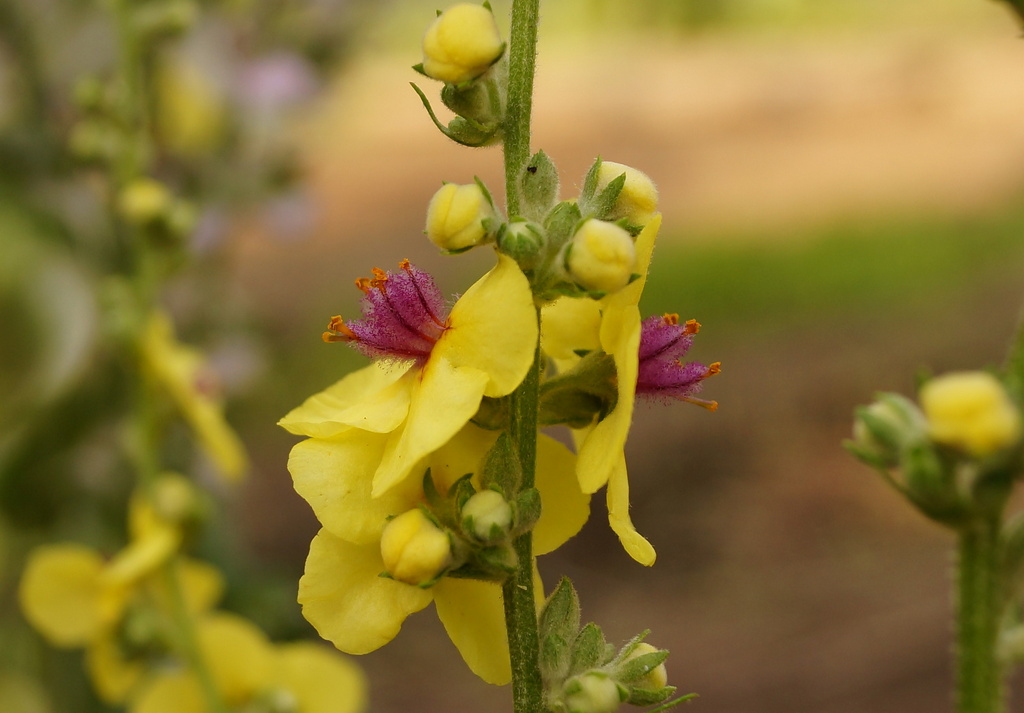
<box><xmin>231</xmin><ymin>17</ymin><xmax>1024</xmax><ymax>713</ymax></box>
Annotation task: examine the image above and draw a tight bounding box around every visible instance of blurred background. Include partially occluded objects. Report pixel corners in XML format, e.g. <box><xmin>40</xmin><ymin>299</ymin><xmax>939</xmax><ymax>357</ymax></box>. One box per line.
<box><xmin>3</xmin><ymin>0</ymin><xmax>1024</xmax><ymax>711</ymax></box>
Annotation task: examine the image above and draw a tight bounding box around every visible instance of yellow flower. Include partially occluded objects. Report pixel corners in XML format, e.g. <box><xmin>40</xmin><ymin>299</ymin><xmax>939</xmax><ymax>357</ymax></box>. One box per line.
<box><xmin>19</xmin><ymin>485</ymin><xmax>224</xmax><ymax>704</ymax></box>
<box><xmin>288</xmin><ymin>423</ymin><xmax>589</xmax><ymax>684</ymax></box>
<box><xmin>131</xmin><ymin>613</ymin><xmax>367</xmax><ymax>713</ymax></box>
<box><xmin>920</xmin><ymin>371</ymin><xmax>1022</xmax><ymax>456</ymax></box>
<box><xmin>279</xmin><ymin>255</ymin><xmax>537</xmax><ymax>497</ymax></box>
<box><xmin>380</xmin><ymin>509</ymin><xmax>453</xmax><ymax>585</ymax></box>
<box><xmin>422</xmin><ymin>3</ymin><xmax>504</xmax><ymax>84</ymax></box>
<box><xmin>541</xmin><ymin>215</ymin><xmax>661</xmax><ymax>566</ymax></box>
<box><xmin>139</xmin><ymin>311</ymin><xmax>248</xmax><ymax>482</ymax></box>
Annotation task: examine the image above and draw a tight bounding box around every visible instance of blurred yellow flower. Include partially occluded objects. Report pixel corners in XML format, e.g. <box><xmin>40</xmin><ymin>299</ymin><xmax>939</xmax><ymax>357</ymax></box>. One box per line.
<box><xmin>19</xmin><ymin>487</ymin><xmax>224</xmax><ymax>704</ymax></box>
<box><xmin>920</xmin><ymin>371</ymin><xmax>1022</xmax><ymax>457</ymax></box>
<box><xmin>140</xmin><ymin>311</ymin><xmax>248</xmax><ymax>482</ymax></box>
<box><xmin>154</xmin><ymin>57</ymin><xmax>226</xmax><ymax>157</ymax></box>
<box><xmin>131</xmin><ymin>613</ymin><xmax>367</xmax><ymax>713</ymax></box>
<box><xmin>289</xmin><ymin>423</ymin><xmax>588</xmax><ymax>685</ymax></box>
<box><xmin>541</xmin><ymin>215</ymin><xmax>661</xmax><ymax>566</ymax></box>
<box><xmin>279</xmin><ymin>255</ymin><xmax>536</xmax><ymax>497</ymax></box>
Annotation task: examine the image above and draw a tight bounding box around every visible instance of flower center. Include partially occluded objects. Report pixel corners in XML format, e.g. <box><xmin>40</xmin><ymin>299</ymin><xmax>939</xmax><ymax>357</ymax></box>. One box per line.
<box><xmin>323</xmin><ymin>260</ymin><xmax>449</xmax><ymax>362</ymax></box>
<box><xmin>636</xmin><ymin>313</ymin><xmax>719</xmax><ymax>410</ymax></box>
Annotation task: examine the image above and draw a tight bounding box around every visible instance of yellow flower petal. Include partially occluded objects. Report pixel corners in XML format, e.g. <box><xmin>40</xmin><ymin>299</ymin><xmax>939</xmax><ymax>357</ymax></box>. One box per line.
<box><xmin>101</xmin><ymin>525</ymin><xmax>180</xmax><ymax>588</ymax></box>
<box><xmin>19</xmin><ymin>544</ymin><xmax>123</xmax><ymax>647</ymax></box>
<box><xmin>432</xmin><ymin>578</ymin><xmax>511</xmax><ymax>685</ymax></box>
<box><xmin>273</xmin><ymin>643</ymin><xmax>368</xmax><ymax>713</ymax></box>
<box><xmin>540</xmin><ymin>297</ymin><xmax>602</xmax><ymax>365</ymax></box>
<box><xmin>289</xmin><ymin>431</ymin><xmax>422</xmax><ymax>545</ymax></box>
<box><xmin>373</xmin><ymin>357</ymin><xmax>489</xmax><ymax>497</ymax></box>
<box><xmin>196</xmin><ymin>613</ymin><xmax>275</xmax><ymax>705</ymax></box>
<box><xmin>428</xmin><ymin>423</ymin><xmax>499</xmax><ymax>493</ymax></box>
<box><xmin>140</xmin><ymin>312</ymin><xmax>248</xmax><ymax>482</ymax></box>
<box><xmin>436</xmin><ymin>254</ymin><xmax>537</xmax><ymax>398</ymax></box>
<box><xmin>278</xmin><ymin>361</ymin><xmax>415</xmax><ymax>438</ymax></box>
<box><xmin>606</xmin><ymin>459</ymin><xmax>656</xmax><ymax>566</ymax></box>
<box><xmin>86</xmin><ymin>633</ymin><xmax>146</xmax><ymax>704</ymax></box>
<box><xmin>131</xmin><ymin>671</ymin><xmax>203</xmax><ymax>713</ymax></box>
<box><xmin>533</xmin><ymin>434</ymin><xmax>590</xmax><ymax>556</ymax></box>
<box><xmin>575</xmin><ymin>304</ymin><xmax>641</xmax><ymax>494</ymax></box>
<box><xmin>298</xmin><ymin>529</ymin><xmax>432</xmax><ymax>654</ymax></box>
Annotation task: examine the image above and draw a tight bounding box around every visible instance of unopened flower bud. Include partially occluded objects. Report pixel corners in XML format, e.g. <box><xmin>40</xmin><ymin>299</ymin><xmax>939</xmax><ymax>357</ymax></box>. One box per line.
<box><xmin>462</xmin><ymin>490</ymin><xmax>513</xmax><ymax>541</ymax></box>
<box><xmin>624</xmin><ymin>643</ymin><xmax>668</xmax><ymax>690</ymax></box>
<box><xmin>564</xmin><ymin>671</ymin><xmax>624</xmax><ymax>713</ymax></box>
<box><xmin>596</xmin><ymin>162</ymin><xmax>658</xmax><ymax>226</ymax></box>
<box><xmin>920</xmin><ymin>371</ymin><xmax>1022</xmax><ymax>457</ymax></box>
<box><xmin>850</xmin><ymin>393</ymin><xmax>927</xmax><ymax>468</ymax></box>
<box><xmin>566</xmin><ymin>219</ymin><xmax>636</xmax><ymax>294</ymax></box>
<box><xmin>497</xmin><ymin>220</ymin><xmax>545</xmax><ymax>269</ymax></box>
<box><xmin>119</xmin><ymin>178</ymin><xmax>172</xmax><ymax>225</ymax></box>
<box><xmin>422</xmin><ymin>4</ymin><xmax>504</xmax><ymax>84</ymax></box>
<box><xmin>426</xmin><ymin>182</ymin><xmax>496</xmax><ymax>252</ymax></box>
<box><xmin>380</xmin><ymin>509</ymin><xmax>452</xmax><ymax>586</ymax></box>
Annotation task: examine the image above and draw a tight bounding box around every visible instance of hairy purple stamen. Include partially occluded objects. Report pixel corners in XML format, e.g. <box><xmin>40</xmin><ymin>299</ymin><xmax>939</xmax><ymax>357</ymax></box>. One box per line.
<box><xmin>322</xmin><ymin>260</ymin><xmax>449</xmax><ymax>363</ymax></box>
<box><xmin>635</xmin><ymin>313</ymin><xmax>719</xmax><ymax>410</ymax></box>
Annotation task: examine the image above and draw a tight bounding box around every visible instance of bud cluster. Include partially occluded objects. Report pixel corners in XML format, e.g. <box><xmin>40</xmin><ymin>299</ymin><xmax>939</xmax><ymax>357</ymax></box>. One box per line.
<box><xmin>848</xmin><ymin>371</ymin><xmax>1023</xmax><ymax>525</ymax></box>
<box><xmin>537</xmin><ymin>579</ymin><xmax>690</xmax><ymax>713</ymax></box>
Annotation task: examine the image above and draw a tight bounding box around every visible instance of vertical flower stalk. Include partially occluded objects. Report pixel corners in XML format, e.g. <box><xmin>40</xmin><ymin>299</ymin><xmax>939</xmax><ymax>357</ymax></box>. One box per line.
<box><xmin>956</xmin><ymin>517</ymin><xmax>1005</xmax><ymax>713</ymax></box>
<box><xmin>503</xmin><ymin>1</ymin><xmax>544</xmax><ymax>711</ymax></box>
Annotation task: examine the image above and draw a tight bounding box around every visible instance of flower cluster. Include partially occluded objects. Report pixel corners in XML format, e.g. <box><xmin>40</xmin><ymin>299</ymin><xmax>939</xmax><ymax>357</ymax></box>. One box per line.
<box><xmin>277</xmin><ymin>5</ymin><xmax>718</xmax><ymax>707</ymax></box>
<box><xmin>849</xmin><ymin>370</ymin><xmax>1023</xmax><ymax>525</ymax></box>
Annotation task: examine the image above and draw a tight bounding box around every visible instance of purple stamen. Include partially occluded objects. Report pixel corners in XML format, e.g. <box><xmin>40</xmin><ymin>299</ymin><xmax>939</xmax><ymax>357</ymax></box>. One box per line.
<box><xmin>323</xmin><ymin>261</ymin><xmax>449</xmax><ymax>363</ymax></box>
<box><xmin>635</xmin><ymin>314</ymin><xmax>719</xmax><ymax>409</ymax></box>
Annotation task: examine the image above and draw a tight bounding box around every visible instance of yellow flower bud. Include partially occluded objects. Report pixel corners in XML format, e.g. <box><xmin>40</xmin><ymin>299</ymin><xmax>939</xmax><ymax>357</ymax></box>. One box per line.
<box><xmin>426</xmin><ymin>182</ymin><xmax>496</xmax><ymax>252</ymax></box>
<box><xmin>422</xmin><ymin>4</ymin><xmax>503</xmax><ymax>84</ymax></box>
<box><xmin>380</xmin><ymin>510</ymin><xmax>452</xmax><ymax>586</ymax></box>
<box><xmin>625</xmin><ymin>643</ymin><xmax>668</xmax><ymax>690</ymax></box>
<box><xmin>920</xmin><ymin>371</ymin><xmax>1022</xmax><ymax>457</ymax></box>
<box><xmin>564</xmin><ymin>672</ymin><xmax>623</xmax><ymax>713</ymax></box>
<box><xmin>118</xmin><ymin>178</ymin><xmax>172</xmax><ymax>225</ymax></box>
<box><xmin>461</xmin><ymin>489</ymin><xmax>513</xmax><ymax>541</ymax></box>
<box><xmin>566</xmin><ymin>219</ymin><xmax>636</xmax><ymax>294</ymax></box>
<box><xmin>597</xmin><ymin>161</ymin><xmax>658</xmax><ymax>226</ymax></box>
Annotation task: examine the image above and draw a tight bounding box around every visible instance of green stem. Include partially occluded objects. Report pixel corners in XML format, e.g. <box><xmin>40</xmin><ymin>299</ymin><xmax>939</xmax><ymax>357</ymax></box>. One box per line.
<box><xmin>163</xmin><ymin>559</ymin><xmax>230</xmax><ymax>713</ymax></box>
<box><xmin>956</xmin><ymin>517</ymin><xmax>1005</xmax><ymax>713</ymax></box>
<box><xmin>503</xmin><ymin>334</ymin><xmax>543</xmax><ymax>713</ymax></box>
<box><xmin>503</xmin><ymin>0</ymin><xmax>540</xmax><ymax>217</ymax></box>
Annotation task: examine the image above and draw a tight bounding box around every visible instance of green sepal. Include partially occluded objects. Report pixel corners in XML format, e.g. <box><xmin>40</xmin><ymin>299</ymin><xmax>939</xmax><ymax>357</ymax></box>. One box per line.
<box><xmin>627</xmin><ymin>686</ymin><xmax>677</xmax><ymax>706</ymax></box>
<box><xmin>471</xmin><ymin>395</ymin><xmax>508</xmax><ymax>430</ymax></box>
<box><xmin>617</xmin><ymin>649</ymin><xmax>669</xmax><ymax>685</ymax></box>
<box><xmin>411</xmin><ymin>63</ymin><xmax>429</xmax><ymax>77</ymax></box>
<box><xmin>543</xmin><ymin>200</ymin><xmax>582</xmax><ymax>253</ymax></box>
<box><xmin>540</xmin><ymin>577</ymin><xmax>581</xmax><ymax>647</ymax></box>
<box><xmin>902</xmin><ymin>442</ymin><xmax>965</xmax><ymax>527</ymax></box>
<box><xmin>421</xmin><ymin>468</ymin><xmax>444</xmax><ymax>510</ymax></box>
<box><xmin>481</xmin><ymin>430</ymin><xmax>521</xmax><ymax>494</ymax></box>
<box><xmin>570</xmin><ymin>622</ymin><xmax>611</xmax><ymax>674</ymax></box>
<box><xmin>585</xmin><ymin>173</ymin><xmax>625</xmax><ymax>220</ymax></box>
<box><xmin>539</xmin><ymin>351</ymin><xmax>618</xmax><ymax>428</ymax></box>
<box><xmin>540</xmin><ymin>632</ymin><xmax>571</xmax><ymax>681</ymax></box>
<box><xmin>578</xmin><ymin>156</ymin><xmax>603</xmax><ymax>207</ymax></box>
<box><xmin>410</xmin><ymin>83</ymin><xmax>500</xmax><ymax>147</ymax></box>
<box><xmin>647</xmin><ymin>693</ymin><xmax>700</xmax><ymax>712</ymax></box>
<box><xmin>512</xmin><ymin>487</ymin><xmax>541</xmax><ymax>537</ymax></box>
<box><xmin>519</xmin><ymin>150</ymin><xmax>560</xmax><ymax>223</ymax></box>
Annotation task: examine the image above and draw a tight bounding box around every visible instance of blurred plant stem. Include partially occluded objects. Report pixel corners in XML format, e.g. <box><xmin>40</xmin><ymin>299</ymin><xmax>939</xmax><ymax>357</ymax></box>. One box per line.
<box><xmin>107</xmin><ymin>2</ymin><xmax>227</xmax><ymax>711</ymax></box>
<box><xmin>956</xmin><ymin>517</ymin><xmax>1005</xmax><ymax>713</ymax></box>
<box><xmin>501</xmin><ymin>1</ymin><xmax>544</xmax><ymax>712</ymax></box>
